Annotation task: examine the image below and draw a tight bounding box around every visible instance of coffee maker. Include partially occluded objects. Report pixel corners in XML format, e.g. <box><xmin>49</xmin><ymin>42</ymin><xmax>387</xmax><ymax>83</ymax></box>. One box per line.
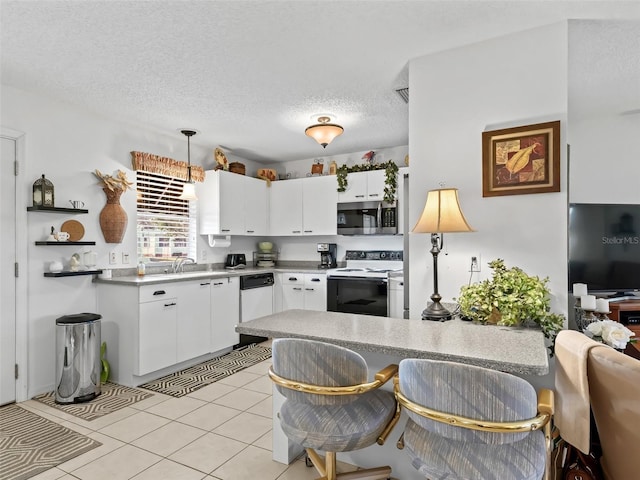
<box><xmin>317</xmin><ymin>243</ymin><xmax>337</xmax><ymax>269</ymax></box>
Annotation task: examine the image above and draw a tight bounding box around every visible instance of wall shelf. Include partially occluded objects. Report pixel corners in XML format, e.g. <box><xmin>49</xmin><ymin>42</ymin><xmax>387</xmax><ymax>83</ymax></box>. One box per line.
<box><xmin>44</xmin><ymin>270</ymin><xmax>103</xmax><ymax>278</ymax></box>
<box><xmin>35</xmin><ymin>241</ymin><xmax>96</xmax><ymax>246</ymax></box>
<box><xmin>27</xmin><ymin>206</ymin><xmax>89</xmax><ymax>214</ymax></box>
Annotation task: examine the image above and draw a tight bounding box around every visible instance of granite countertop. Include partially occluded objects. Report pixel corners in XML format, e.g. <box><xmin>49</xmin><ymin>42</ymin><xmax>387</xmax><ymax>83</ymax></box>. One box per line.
<box><xmin>95</xmin><ymin>265</ymin><xmax>332</xmax><ymax>286</ymax></box>
<box><xmin>236</xmin><ymin>309</ymin><xmax>549</xmax><ymax>376</ymax></box>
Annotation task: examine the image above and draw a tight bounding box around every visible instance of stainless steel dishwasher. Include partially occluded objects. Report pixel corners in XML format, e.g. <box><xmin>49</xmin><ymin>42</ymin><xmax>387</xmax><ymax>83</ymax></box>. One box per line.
<box><xmin>238</xmin><ymin>272</ymin><xmax>274</xmax><ymax>347</ymax></box>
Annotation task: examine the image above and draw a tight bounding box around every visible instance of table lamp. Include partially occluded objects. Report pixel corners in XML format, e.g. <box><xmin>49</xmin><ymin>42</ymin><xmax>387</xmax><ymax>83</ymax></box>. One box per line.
<box><xmin>413</xmin><ymin>188</ymin><xmax>474</xmax><ymax>321</ymax></box>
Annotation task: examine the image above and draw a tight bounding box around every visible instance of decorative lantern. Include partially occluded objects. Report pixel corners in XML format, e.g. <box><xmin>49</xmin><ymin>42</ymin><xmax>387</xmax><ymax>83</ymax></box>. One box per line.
<box><xmin>33</xmin><ymin>174</ymin><xmax>54</xmax><ymax>207</ymax></box>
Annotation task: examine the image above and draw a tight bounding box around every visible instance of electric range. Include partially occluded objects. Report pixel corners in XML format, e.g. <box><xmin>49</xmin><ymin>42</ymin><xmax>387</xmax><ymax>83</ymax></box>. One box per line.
<box><xmin>327</xmin><ymin>250</ymin><xmax>403</xmax><ymax>317</ymax></box>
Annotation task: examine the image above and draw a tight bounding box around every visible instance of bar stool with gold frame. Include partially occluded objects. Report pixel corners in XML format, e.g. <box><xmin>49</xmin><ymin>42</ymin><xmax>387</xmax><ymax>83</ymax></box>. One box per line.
<box><xmin>269</xmin><ymin>338</ymin><xmax>401</xmax><ymax>480</ymax></box>
<box><xmin>394</xmin><ymin>358</ymin><xmax>554</xmax><ymax>480</ymax></box>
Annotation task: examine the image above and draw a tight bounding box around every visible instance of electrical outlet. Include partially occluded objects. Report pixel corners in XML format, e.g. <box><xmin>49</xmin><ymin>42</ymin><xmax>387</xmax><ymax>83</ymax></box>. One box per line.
<box><xmin>470</xmin><ymin>255</ymin><xmax>481</xmax><ymax>272</ymax></box>
<box><xmin>109</xmin><ymin>251</ymin><xmax>117</xmax><ymax>265</ymax></box>
<box><xmin>122</xmin><ymin>252</ymin><xmax>130</xmax><ymax>264</ymax></box>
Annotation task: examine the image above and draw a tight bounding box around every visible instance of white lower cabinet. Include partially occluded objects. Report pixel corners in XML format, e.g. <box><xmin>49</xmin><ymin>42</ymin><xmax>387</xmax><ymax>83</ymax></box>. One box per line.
<box><xmin>174</xmin><ymin>280</ymin><xmax>212</xmax><ymax>363</ymax></box>
<box><xmin>138</xmin><ymin>297</ymin><xmax>177</xmax><ymax>375</ymax></box>
<box><xmin>97</xmin><ymin>277</ymin><xmax>240</xmax><ymax>386</ymax></box>
<box><xmin>211</xmin><ymin>277</ymin><xmax>240</xmax><ymax>352</ymax></box>
<box><xmin>281</xmin><ymin>273</ymin><xmax>326</xmax><ymax>312</ymax></box>
<box><xmin>388</xmin><ymin>276</ymin><xmax>405</xmax><ymax>319</ymax></box>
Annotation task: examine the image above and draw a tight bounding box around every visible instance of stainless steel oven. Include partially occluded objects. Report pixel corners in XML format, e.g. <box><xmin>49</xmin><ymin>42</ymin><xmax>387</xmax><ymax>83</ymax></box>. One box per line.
<box><xmin>326</xmin><ymin>250</ymin><xmax>403</xmax><ymax>317</ymax></box>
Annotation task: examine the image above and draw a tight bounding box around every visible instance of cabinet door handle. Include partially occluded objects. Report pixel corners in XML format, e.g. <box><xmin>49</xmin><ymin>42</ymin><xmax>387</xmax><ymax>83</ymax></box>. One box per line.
<box><xmin>213</xmin><ymin>282</ymin><xmax>224</xmax><ymax>286</ymax></box>
<box><xmin>246</xmin><ymin>230</ymin><xmax>255</xmax><ymax>233</ymax></box>
<box><xmin>289</xmin><ymin>277</ymin><xmax>298</xmax><ymax>281</ymax></box>
<box><xmin>164</xmin><ymin>302</ymin><xmax>176</xmax><ymax>307</ymax></box>
<box><xmin>355</xmin><ymin>194</ymin><xmax>365</xmax><ymax>198</ymax></box>
<box><xmin>369</xmin><ymin>193</ymin><xmax>379</xmax><ymax>197</ymax></box>
<box><xmin>305</xmin><ymin>288</ymin><xmax>314</xmax><ymax>291</ymax></box>
<box><xmin>304</xmin><ymin>230</ymin><xmax>313</xmax><ymax>233</ymax></box>
<box><xmin>200</xmin><ymin>282</ymin><xmax>210</xmax><ymax>286</ymax></box>
<box><xmin>153</xmin><ymin>290</ymin><xmax>166</xmax><ymax>296</ymax></box>
<box><xmin>221</xmin><ymin>229</ymin><xmax>230</xmax><ymax>232</ymax></box>
<box><xmin>292</xmin><ymin>230</ymin><xmax>301</xmax><ymax>234</ymax></box>
<box><xmin>293</xmin><ymin>287</ymin><xmax>302</xmax><ymax>291</ymax></box>
<box><xmin>310</xmin><ymin>278</ymin><xmax>320</xmax><ymax>282</ymax></box>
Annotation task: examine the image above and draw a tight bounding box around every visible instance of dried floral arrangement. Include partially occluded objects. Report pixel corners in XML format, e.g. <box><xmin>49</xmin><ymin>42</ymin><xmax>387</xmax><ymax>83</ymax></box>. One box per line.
<box><xmin>94</xmin><ymin>169</ymin><xmax>133</xmax><ymax>191</ymax></box>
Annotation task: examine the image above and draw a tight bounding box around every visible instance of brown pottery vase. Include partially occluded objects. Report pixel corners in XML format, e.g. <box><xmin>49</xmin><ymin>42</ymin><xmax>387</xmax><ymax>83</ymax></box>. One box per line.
<box><xmin>99</xmin><ymin>188</ymin><xmax>127</xmax><ymax>243</ymax></box>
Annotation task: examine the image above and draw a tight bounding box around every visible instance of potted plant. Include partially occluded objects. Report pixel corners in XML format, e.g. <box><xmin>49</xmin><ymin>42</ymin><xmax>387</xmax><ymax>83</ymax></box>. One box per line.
<box><xmin>456</xmin><ymin>259</ymin><xmax>564</xmax><ymax>355</ymax></box>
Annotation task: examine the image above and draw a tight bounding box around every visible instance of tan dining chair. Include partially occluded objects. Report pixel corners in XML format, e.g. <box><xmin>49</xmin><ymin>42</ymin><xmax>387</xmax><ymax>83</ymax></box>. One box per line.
<box><xmin>555</xmin><ymin>329</ymin><xmax>640</xmax><ymax>480</ymax></box>
<box><xmin>395</xmin><ymin>358</ymin><xmax>554</xmax><ymax>480</ymax></box>
<box><xmin>269</xmin><ymin>338</ymin><xmax>400</xmax><ymax>480</ymax></box>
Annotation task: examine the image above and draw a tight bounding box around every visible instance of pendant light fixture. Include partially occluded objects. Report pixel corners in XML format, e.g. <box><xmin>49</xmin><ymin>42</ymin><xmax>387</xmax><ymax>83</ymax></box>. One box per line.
<box><xmin>178</xmin><ymin>129</ymin><xmax>198</xmax><ymax>201</ymax></box>
<box><xmin>305</xmin><ymin>115</ymin><xmax>344</xmax><ymax>148</ymax></box>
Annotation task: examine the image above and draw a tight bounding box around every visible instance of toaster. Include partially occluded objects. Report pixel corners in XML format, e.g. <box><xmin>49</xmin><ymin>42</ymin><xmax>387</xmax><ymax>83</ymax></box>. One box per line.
<box><xmin>225</xmin><ymin>253</ymin><xmax>246</xmax><ymax>268</ymax></box>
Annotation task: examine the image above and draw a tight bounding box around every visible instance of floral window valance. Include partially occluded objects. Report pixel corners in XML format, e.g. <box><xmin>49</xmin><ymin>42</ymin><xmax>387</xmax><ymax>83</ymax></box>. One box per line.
<box><xmin>131</xmin><ymin>151</ymin><xmax>205</xmax><ymax>183</ymax></box>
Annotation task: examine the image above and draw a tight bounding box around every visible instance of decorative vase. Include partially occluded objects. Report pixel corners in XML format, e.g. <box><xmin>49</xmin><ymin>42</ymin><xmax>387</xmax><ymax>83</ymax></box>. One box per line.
<box><xmin>99</xmin><ymin>188</ymin><xmax>127</xmax><ymax>243</ymax></box>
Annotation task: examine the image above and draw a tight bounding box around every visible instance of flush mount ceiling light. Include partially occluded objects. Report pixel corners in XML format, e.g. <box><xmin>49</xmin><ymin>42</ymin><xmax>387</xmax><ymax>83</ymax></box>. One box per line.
<box><xmin>178</xmin><ymin>129</ymin><xmax>198</xmax><ymax>201</ymax></box>
<box><xmin>305</xmin><ymin>115</ymin><xmax>344</xmax><ymax>148</ymax></box>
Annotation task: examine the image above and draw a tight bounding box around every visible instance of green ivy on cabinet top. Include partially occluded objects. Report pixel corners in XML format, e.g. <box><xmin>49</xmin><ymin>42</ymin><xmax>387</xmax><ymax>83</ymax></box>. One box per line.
<box><xmin>336</xmin><ymin>160</ymin><xmax>399</xmax><ymax>203</ymax></box>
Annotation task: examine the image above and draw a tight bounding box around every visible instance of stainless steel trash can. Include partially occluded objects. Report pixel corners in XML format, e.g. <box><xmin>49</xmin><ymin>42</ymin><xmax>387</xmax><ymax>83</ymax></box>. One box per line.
<box><xmin>55</xmin><ymin>313</ymin><xmax>102</xmax><ymax>404</ymax></box>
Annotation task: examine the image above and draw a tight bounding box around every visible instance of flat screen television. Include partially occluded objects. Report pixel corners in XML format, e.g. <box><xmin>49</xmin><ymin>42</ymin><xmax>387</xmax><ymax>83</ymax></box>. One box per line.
<box><xmin>568</xmin><ymin>203</ymin><xmax>640</xmax><ymax>295</ymax></box>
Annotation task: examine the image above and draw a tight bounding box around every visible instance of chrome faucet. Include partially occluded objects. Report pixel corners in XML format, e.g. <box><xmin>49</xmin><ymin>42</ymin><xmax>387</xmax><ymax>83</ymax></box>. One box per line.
<box><xmin>172</xmin><ymin>257</ymin><xmax>195</xmax><ymax>273</ymax></box>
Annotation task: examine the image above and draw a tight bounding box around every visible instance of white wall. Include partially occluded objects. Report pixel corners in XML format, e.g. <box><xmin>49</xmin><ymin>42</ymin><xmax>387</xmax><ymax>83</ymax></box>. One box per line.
<box><xmin>1</xmin><ymin>85</ymin><xmax>262</xmax><ymax>396</ymax></box>
<box><xmin>408</xmin><ymin>23</ymin><xmax>569</xmax><ymax>389</ymax></box>
<box><xmin>567</xmin><ymin>20</ymin><xmax>640</xmax><ymax>203</ymax></box>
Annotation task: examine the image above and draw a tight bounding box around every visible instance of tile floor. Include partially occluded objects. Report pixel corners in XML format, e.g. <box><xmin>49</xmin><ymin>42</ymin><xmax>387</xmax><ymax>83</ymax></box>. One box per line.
<box><xmin>18</xmin><ymin>353</ymin><xmax>359</xmax><ymax>480</ymax></box>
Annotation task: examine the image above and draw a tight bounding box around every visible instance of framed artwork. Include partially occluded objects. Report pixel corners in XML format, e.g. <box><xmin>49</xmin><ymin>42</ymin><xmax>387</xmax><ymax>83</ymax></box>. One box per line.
<box><xmin>482</xmin><ymin>120</ymin><xmax>560</xmax><ymax>197</ymax></box>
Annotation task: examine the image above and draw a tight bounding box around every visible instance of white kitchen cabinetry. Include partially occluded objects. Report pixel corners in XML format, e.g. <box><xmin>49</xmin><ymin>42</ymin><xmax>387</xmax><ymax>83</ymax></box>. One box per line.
<box><xmin>269</xmin><ymin>179</ymin><xmax>303</xmax><ymax>235</ymax></box>
<box><xmin>211</xmin><ymin>277</ymin><xmax>240</xmax><ymax>352</ymax></box>
<box><xmin>338</xmin><ymin>170</ymin><xmax>386</xmax><ymax>203</ymax></box>
<box><xmin>174</xmin><ymin>280</ymin><xmax>212</xmax><ymax>363</ymax></box>
<box><xmin>281</xmin><ymin>273</ymin><xmax>326</xmax><ymax>311</ymax></box>
<box><xmin>270</xmin><ymin>176</ymin><xmax>337</xmax><ymax>235</ymax></box>
<box><xmin>199</xmin><ymin>170</ymin><xmax>269</xmax><ymax>236</ymax></box>
<box><xmin>97</xmin><ymin>276</ymin><xmax>241</xmax><ymax>387</ymax></box>
<box><xmin>388</xmin><ymin>276</ymin><xmax>405</xmax><ymax>319</ymax></box>
<box><xmin>138</xmin><ymin>294</ymin><xmax>177</xmax><ymax>375</ymax></box>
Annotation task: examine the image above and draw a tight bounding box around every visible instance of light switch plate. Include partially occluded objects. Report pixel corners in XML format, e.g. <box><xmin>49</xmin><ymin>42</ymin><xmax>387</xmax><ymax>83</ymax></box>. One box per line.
<box><xmin>122</xmin><ymin>253</ymin><xmax>130</xmax><ymax>264</ymax></box>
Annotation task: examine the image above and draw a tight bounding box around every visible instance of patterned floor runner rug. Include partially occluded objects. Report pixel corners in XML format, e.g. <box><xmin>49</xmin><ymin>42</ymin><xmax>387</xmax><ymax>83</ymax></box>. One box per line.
<box><xmin>33</xmin><ymin>382</ymin><xmax>154</xmax><ymax>421</ymax></box>
<box><xmin>140</xmin><ymin>344</ymin><xmax>272</xmax><ymax>398</ymax></box>
<box><xmin>0</xmin><ymin>404</ymin><xmax>101</xmax><ymax>480</ymax></box>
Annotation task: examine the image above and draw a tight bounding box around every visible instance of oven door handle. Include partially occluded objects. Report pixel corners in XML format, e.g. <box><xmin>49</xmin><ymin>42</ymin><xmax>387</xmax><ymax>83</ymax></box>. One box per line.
<box><xmin>329</xmin><ymin>276</ymin><xmax>388</xmax><ymax>282</ymax></box>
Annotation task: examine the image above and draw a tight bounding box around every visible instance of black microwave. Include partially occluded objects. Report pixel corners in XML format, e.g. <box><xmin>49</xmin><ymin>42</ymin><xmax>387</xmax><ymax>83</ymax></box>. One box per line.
<box><xmin>337</xmin><ymin>201</ymin><xmax>398</xmax><ymax>235</ymax></box>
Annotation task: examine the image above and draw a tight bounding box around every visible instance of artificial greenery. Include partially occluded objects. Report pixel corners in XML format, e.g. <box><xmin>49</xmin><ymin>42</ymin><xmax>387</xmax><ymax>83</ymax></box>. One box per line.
<box><xmin>456</xmin><ymin>259</ymin><xmax>565</xmax><ymax>355</ymax></box>
<box><xmin>336</xmin><ymin>160</ymin><xmax>399</xmax><ymax>204</ymax></box>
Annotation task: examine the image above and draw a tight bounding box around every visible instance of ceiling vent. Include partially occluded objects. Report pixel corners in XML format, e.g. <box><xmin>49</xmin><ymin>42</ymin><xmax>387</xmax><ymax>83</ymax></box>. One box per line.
<box><xmin>395</xmin><ymin>87</ymin><xmax>409</xmax><ymax>104</ymax></box>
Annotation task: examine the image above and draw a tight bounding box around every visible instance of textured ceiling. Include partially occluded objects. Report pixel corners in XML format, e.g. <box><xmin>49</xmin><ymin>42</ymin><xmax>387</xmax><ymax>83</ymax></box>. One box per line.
<box><xmin>2</xmin><ymin>1</ymin><xmax>639</xmax><ymax>163</ymax></box>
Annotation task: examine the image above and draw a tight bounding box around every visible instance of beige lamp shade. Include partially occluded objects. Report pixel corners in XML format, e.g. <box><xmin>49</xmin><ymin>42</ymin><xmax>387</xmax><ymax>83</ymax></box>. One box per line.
<box><xmin>178</xmin><ymin>181</ymin><xmax>197</xmax><ymax>201</ymax></box>
<box><xmin>305</xmin><ymin>116</ymin><xmax>344</xmax><ymax>148</ymax></box>
<box><xmin>412</xmin><ymin>188</ymin><xmax>474</xmax><ymax>233</ymax></box>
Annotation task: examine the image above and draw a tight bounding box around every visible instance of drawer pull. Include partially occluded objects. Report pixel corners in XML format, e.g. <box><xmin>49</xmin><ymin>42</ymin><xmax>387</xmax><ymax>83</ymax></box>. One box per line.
<box><xmin>293</xmin><ymin>287</ymin><xmax>303</xmax><ymax>291</ymax></box>
<box><xmin>304</xmin><ymin>230</ymin><xmax>313</xmax><ymax>233</ymax></box>
<box><xmin>213</xmin><ymin>282</ymin><xmax>224</xmax><ymax>286</ymax></box>
<box><xmin>305</xmin><ymin>288</ymin><xmax>314</xmax><ymax>291</ymax></box>
<box><xmin>369</xmin><ymin>193</ymin><xmax>379</xmax><ymax>197</ymax></box>
<box><xmin>153</xmin><ymin>290</ymin><xmax>166</xmax><ymax>296</ymax></box>
<box><xmin>221</xmin><ymin>229</ymin><xmax>230</xmax><ymax>232</ymax></box>
<box><xmin>355</xmin><ymin>195</ymin><xmax>365</xmax><ymax>198</ymax></box>
<box><xmin>292</xmin><ymin>230</ymin><xmax>301</xmax><ymax>233</ymax></box>
<box><xmin>200</xmin><ymin>282</ymin><xmax>211</xmax><ymax>286</ymax></box>
<box><xmin>164</xmin><ymin>302</ymin><xmax>176</xmax><ymax>307</ymax></box>
<box><xmin>310</xmin><ymin>278</ymin><xmax>320</xmax><ymax>282</ymax></box>
<box><xmin>289</xmin><ymin>277</ymin><xmax>298</xmax><ymax>281</ymax></box>
<box><xmin>246</xmin><ymin>230</ymin><xmax>255</xmax><ymax>233</ymax></box>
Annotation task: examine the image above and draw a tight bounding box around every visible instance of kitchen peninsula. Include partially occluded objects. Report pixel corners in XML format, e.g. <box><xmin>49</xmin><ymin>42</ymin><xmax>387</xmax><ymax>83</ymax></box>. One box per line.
<box><xmin>236</xmin><ymin>309</ymin><xmax>550</xmax><ymax>478</ymax></box>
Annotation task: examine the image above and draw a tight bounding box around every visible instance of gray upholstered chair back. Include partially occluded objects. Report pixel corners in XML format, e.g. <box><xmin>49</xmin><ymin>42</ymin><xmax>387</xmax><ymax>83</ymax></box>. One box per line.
<box><xmin>272</xmin><ymin>338</ymin><xmax>368</xmax><ymax>405</ymax></box>
<box><xmin>399</xmin><ymin>358</ymin><xmax>538</xmax><ymax>444</ymax></box>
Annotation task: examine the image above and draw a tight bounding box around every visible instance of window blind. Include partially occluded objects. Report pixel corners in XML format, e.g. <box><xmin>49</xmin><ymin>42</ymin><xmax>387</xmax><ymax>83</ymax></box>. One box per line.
<box><xmin>136</xmin><ymin>171</ymin><xmax>197</xmax><ymax>262</ymax></box>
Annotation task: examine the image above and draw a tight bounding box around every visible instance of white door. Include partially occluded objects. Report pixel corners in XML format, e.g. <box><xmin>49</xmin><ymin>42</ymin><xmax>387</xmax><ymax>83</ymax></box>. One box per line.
<box><xmin>303</xmin><ymin>176</ymin><xmax>337</xmax><ymax>235</ymax></box>
<box><xmin>0</xmin><ymin>136</ymin><xmax>17</xmax><ymax>405</ymax></box>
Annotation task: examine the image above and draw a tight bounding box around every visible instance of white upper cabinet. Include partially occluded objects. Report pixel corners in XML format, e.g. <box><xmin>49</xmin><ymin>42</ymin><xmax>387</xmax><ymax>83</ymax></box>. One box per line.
<box><xmin>269</xmin><ymin>176</ymin><xmax>337</xmax><ymax>236</ymax></box>
<box><xmin>198</xmin><ymin>170</ymin><xmax>269</xmax><ymax>236</ymax></box>
<box><xmin>338</xmin><ymin>170</ymin><xmax>387</xmax><ymax>203</ymax></box>
<box><xmin>269</xmin><ymin>179</ymin><xmax>304</xmax><ymax>235</ymax></box>
<box><xmin>244</xmin><ymin>179</ymin><xmax>269</xmax><ymax>235</ymax></box>
<box><xmin>302</xmin><ymin>175</ymin><xmax>337</xmax><ymax>235</ymax></box>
